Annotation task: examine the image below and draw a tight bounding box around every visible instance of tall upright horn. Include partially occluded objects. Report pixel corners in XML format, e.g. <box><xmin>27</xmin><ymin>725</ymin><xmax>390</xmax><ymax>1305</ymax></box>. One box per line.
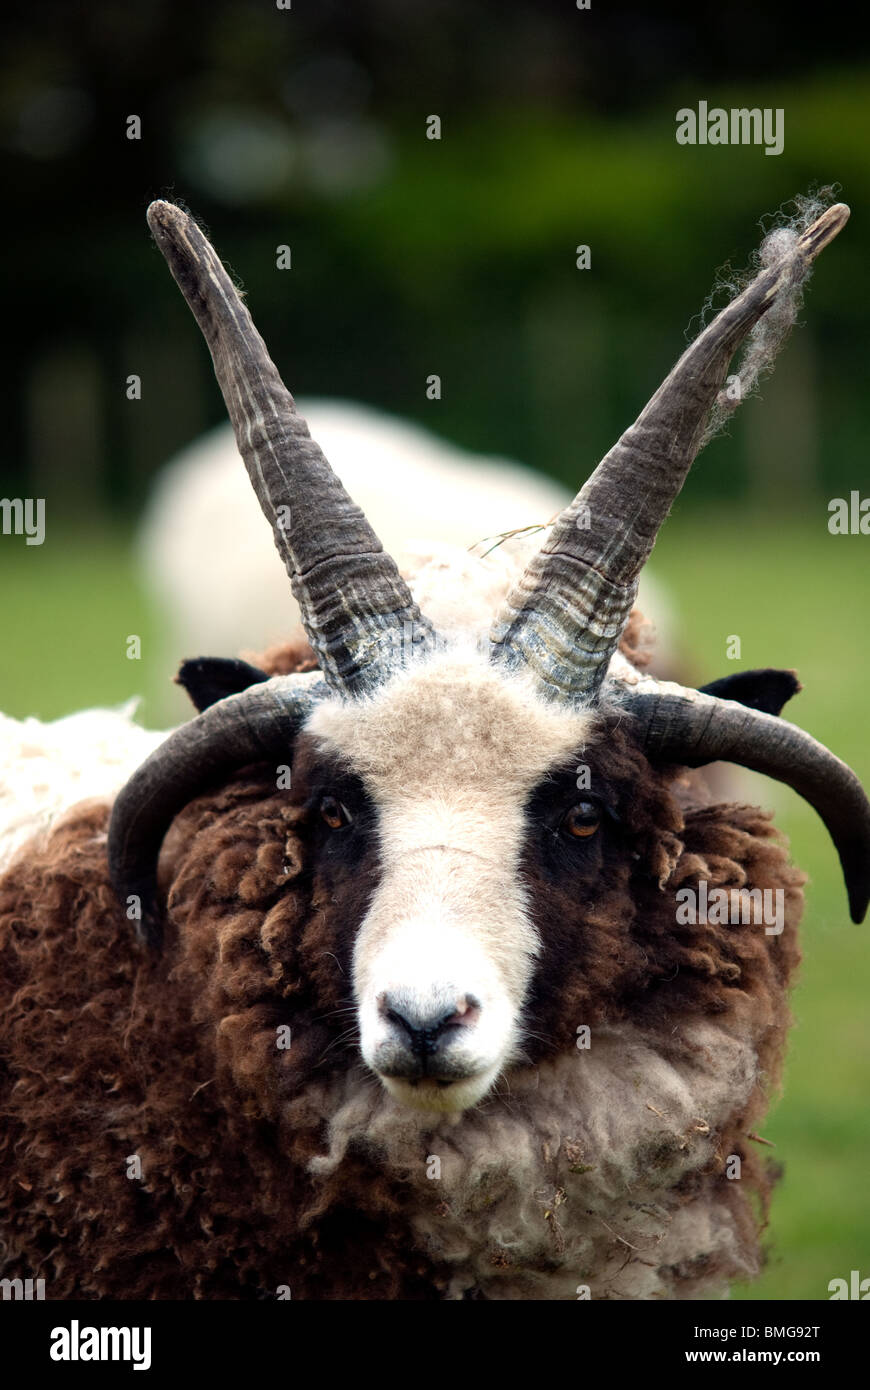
<box><xmin>146</xmin><ymin>200</ymin><xmax>438</xmax><ymax>697</ymax></box>
<box><xmin>489</xmin><ymin>203</ymin><xmax>850</xmax><ymax>702</ymax></box>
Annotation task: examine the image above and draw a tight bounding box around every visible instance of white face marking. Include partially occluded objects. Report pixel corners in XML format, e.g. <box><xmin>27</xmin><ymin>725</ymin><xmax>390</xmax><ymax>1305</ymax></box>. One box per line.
<box><xmin>305</xmin><ymin>648</ymin><xmax>595</xmax><ymax>1113</ymax></box>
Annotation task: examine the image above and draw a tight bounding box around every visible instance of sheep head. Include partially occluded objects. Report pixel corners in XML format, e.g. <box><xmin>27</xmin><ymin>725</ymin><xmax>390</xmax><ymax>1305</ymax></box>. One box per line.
<box><xmin>108</xmin><ymin>199</ymin><xmax>870</xmax><ymax>1116</ymax></box>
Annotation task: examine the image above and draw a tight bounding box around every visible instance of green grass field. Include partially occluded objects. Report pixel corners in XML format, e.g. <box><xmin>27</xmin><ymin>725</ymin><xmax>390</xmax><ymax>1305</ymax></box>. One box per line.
<box><xmin>1</xmin><ymin>503</ymin><xmax>867</xmax><ymax>1300</ymax></box>
<box><xmin>651</xmin><ymin>506</ymin><xmax>870</xmax><ymax>1301</ymax></box>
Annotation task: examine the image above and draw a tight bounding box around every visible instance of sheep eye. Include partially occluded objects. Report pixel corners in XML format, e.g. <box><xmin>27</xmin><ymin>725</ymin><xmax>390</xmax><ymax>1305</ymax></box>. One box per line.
<box><xmin>320</xmin><ymin>795</ymin><xmax>351</xmax><ymax>830</ymax></box>
<box><xmin>562</xmin><ymin>802</ymin><xmax>600</xmax><ymax>839</ymax></box>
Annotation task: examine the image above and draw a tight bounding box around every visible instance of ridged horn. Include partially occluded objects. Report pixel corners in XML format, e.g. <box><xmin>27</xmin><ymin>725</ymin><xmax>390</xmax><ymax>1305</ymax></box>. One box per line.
<box><xmin>146</xmin><ymin>200</ymin><xmax>438</xmax><ymax>696</ymax></box>
<box><xmin>615</xmin><ymin>675</ymin><xmax>870</xmax><ymax>924</ymax></box>
<box><xmin>107</xmin><ymin>673</ymin><xmax>327</xmax><ymax>947</ymax></box>
<box><xmin>489</xmin><ymin>203</ymin><xmax>850</xmax><ymax>702</ymax></box>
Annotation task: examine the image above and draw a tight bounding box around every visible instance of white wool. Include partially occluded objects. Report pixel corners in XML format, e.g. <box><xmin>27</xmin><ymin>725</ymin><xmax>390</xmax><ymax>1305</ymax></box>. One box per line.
<box><xmin>403</xmin><ymin>532</ymin><xmax>550</xmax><ymax>643</ymax></box>
<box><xmin>305</xmin><ymin>1016</ymin><xmax>759</xmax><ymax>1299</ymax></box>
<box><xmin>0</xmin><ymin>704</ymin><xmax>170</xmax><ymax>873</ymax></box>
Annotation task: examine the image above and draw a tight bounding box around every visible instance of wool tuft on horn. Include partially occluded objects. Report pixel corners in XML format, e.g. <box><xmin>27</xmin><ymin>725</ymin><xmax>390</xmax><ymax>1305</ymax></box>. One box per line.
<box><xmin>700</xmin><ymin>188</ymin><xmax>845</xmax><ymax>442</ymax></box>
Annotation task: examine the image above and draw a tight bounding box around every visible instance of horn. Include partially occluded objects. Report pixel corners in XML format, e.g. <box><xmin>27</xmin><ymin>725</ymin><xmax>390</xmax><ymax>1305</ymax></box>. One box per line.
<box><xmin>146</xmin><ymin>201</ymin><xmax>438</xmax><ymax>696</ymax></box>
<box><xmin>489</xmin><ymin>203</ymin><xmax>850</xmax><ymax>702</ymax></box>
<box><xmin>107</xmin><ymin>674</ymin><xmax>326</xmax><ymax>947</ymax></box>
<box><xmin>615</xmin><ymin>675</ymin><xmax>870</xmax><ymax>924</ymax></box>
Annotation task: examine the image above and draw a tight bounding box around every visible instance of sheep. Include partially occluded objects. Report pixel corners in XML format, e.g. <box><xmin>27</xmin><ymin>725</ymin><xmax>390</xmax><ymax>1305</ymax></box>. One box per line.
<box><xmin>139</xmin><ymin>399</ymin><xmax>574</xmax><ymax>658</ymax></box>
<box><xmin>1</xmin><ymin>197</ymin><xmax>867</xmax><ymax>1302</ymax></box>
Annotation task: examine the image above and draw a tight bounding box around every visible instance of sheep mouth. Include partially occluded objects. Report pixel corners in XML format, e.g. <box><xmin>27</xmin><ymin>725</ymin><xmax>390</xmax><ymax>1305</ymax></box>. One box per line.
<box><xmin>379</xmin><ymin>1067</ymin><xmax>498</xmax><ymax>1115</ymax></box>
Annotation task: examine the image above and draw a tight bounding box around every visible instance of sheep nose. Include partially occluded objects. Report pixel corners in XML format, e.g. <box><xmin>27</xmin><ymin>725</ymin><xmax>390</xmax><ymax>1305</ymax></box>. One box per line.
<box><xmin>378</xmin><ymin>992</ymin><xmax>480</xmax><ymax>1060</ymax></box>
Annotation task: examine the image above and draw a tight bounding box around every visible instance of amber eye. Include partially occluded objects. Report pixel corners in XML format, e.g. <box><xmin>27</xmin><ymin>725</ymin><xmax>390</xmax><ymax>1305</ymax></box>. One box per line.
<box><xmin>562</xmin><ymin>802</ymin><xmax>601</xmax><ymax>839</ymax></box>
<box><xmin>320</xmin><ymin>796</ymin><xmax>351</xmax><ymax>830</ymax></box>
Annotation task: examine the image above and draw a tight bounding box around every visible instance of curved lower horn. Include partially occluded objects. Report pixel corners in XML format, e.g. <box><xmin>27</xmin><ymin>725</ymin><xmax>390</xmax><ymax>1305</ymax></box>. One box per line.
<box><xmin>107</xmin><ymin>674</ymin><xmax>326</xmax><ymax>947</ymax></box>
<box><xmin>490</xmin><ymin>203</ymin><xmax>850</xmax><ymax>702</ymax></box>
<box><xmin>615</xmin><ymin>676</ymin><xmax>870</xmax><ymax>924</ymax></box>
<box><xmin>147</xmin><ymin>201</ymin><xmax>438</xmax><ymax>695</ymax></box>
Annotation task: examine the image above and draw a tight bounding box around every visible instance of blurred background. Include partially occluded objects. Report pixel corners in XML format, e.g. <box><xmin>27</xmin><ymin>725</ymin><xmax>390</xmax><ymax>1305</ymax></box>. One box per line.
<box><xmin>1</xmin><ymin>0</ymin><xmax>868</xmax><ymax>1299</ymax></box>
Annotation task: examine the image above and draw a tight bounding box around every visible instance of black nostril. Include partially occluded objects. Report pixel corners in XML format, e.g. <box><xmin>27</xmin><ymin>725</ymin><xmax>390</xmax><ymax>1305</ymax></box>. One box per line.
<box><xmin>386</xmin><ymin>1007</ymin><xmax>452</xmax><ymax>1056</ymax></box>
<box><xmin>382</xmin><ymin>996</ymin><xmax>479</xmax><ymax>1059</ymax></box>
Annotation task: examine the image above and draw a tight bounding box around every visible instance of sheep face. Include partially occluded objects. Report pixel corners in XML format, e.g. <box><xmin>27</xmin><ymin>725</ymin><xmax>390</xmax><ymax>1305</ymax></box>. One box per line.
<box><xmin>304</xmin><ymin>648</ymin><xmax>596</xmax><ymax>1113</ymax></box>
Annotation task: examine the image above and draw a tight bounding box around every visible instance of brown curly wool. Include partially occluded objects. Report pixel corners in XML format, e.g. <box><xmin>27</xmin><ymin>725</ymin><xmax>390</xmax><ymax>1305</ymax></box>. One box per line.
<box><xmin>0</xmin><ymin>792</ymin><xmax>450</xmax><ymax>1298</ymax></box>
<box><xmin>0</xmin><ymin>684</ymin><xmax>803</xmax><ymax>1299</ymax></box>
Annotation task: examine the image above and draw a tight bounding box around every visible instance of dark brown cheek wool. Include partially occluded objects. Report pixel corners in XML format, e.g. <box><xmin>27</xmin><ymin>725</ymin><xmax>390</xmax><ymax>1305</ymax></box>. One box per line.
<box><xmin>0</xmin><ymin>788</ymin><xmax>450</xmax><ymax>1299</ymax></box>
<box><xmin>0</xmin><ymin>745</ymin><xmax>803</xmax><ymax>1299</ymax></box>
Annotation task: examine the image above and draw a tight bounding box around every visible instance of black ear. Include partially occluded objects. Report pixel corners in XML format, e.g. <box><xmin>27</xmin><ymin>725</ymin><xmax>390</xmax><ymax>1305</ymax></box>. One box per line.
<box><xmin>175</xmin><ymin>656</ymin><xmax>270</xmax><ymax>712</ymax></box>
<box><xmin>697</xmin><ymin>667</ymin><xmax>801</xmax><ymax>716</ymax></box>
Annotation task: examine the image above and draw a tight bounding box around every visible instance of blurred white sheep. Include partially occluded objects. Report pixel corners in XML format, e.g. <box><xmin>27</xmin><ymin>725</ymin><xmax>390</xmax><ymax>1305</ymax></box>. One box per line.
<box><xmin>139</xmin><ymin>399</ymin><xmax>674</xmax><ymax>698</ymax></box>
